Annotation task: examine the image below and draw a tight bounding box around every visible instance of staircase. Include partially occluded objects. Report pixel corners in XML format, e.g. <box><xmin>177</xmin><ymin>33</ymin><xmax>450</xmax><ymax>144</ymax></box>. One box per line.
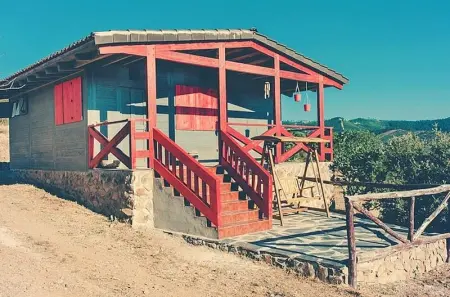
<box><xmin>154</xmin><ymin>165</ymin><xmax>271</xmax><ymax>239</ymax></box>
<box><xmin>152</xmin><ymin>127</ymin><xmax>272</xmax><ymax>239</ymax></box>
<box><xmin>205</xmin><ymin>166</ymin><xmax>271</xmax><ymax>238</ymax></box>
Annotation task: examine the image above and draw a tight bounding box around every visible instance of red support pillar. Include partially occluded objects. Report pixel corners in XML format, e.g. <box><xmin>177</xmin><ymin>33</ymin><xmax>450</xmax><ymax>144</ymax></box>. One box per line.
<box><xmin>274</xmin><ymin>54</ymin><xmax>282</xmax><ymax>163</ymax></box>
<box><xmin>317</xmin><ymin>76</ymin><xmax>325</xmax><ymax>161</ymax></box>
<box><xmin>147</xmin><ymin>45</ymin><xmax>157</xmax><ymax>168</ymax></box>
<box><xmin>218</xmin><ymin>45</ymin><xmax>227</xmax><ymax>131</ymax></box>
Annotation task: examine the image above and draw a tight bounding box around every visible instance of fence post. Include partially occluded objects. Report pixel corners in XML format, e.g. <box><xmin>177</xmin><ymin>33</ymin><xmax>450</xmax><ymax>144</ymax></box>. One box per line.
<box><xmin>345</xmin><ymin>196</ymin><xmax>357</xmax><ymax>288</ymax></box>
<box><xmin>408</xmin><ymin>196</ymin><xmax>415</xmax><ymax>242</ymax></box>
<box><xmin>447</xmin><ymin>199</ymin><xmax>450</xmax><ymax>263</ymax></box>
<box><xmin>88</xmin><ymin>127</ymin><xmax>94</xmax><ymax>169</ymax></box>
<box><xmin>129</xmin><ymin>120</ymin><xmax>136</xmax><ymax>170</ymax></box>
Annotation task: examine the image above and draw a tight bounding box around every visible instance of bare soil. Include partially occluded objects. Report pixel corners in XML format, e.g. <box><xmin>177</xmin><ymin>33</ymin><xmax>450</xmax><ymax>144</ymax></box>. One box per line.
<box><xmin>0</xmin><ymin>185</ymin><xmax>449</xmax><ymax>297</ymax></box>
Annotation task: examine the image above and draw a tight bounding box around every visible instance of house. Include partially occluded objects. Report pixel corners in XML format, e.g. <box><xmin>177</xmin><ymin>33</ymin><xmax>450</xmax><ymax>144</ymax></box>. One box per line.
<box><xmin>0</xmin><ymin>29</ymin><xmax>348</xmax><ymax>238</ymax></box>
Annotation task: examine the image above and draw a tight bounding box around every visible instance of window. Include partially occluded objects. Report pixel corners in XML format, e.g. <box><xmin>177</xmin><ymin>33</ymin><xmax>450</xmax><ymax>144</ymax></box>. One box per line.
<box><xmin>54</xmin><ymin>77</ymin><xmax>82</xmax><ymax>125</ymax></box>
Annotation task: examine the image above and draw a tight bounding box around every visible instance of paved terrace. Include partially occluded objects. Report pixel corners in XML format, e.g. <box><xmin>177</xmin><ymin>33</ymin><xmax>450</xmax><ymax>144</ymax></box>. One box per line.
<box><xmin>222</xmin><ymin>210</ymin><xmax>407</xmax><ymax>269</ymax></box>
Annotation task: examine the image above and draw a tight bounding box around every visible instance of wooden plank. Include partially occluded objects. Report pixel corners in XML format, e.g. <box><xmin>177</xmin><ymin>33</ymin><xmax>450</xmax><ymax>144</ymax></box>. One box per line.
<box><xmin>219</xmin><ymin>46</ymin><xmax>228</xmax><ymax>132</ymax></box>
<box><xmin>274</xmin><ymin>54</ymin><xmax>281</xmax><ymax>163</ymax></box>
<box><xmin>353</xmin><ymin>202</ymin><xmax>408</xmax><ymax>244</ymax></box>
<box><xmin>147</xmin><ymin>45</ymin><xmax>157</xmax><ymax>168</ymax></box>
<box><xmin>154</xmin><ymin>160</ymin><xmax>218</xmax><ymax>226</ymax></box>
<box><xmin>358</xmin><ymin>233</ymin><xmax>450</xmax><ymax>263</ymax></box>
<box><xmin>317</xmin><ymin>78</ymin><xmax>326</xmax><ymax>161</ymax></box>
<box><xmin>413</xmin><ymin>191</ymin><xmax>450</xmax><ymax>241</ymax></box>
<box><xmin>345</xmin><ymin>197</ymin><xmax>357</xmax><ymax>289</ymax></box>
<box><xmin>279</xmin><ymin>70</ymin><xmax>317</xmax><ymax>83</ymax></box>
<box><xmin>348</xmin><ymin>185</ymin><xmax>450</xmax><ymax>202</ymax></box>
<box><xmin>88</xmin><ymin>125</ymin><xmax>131</xmax><ymax>169</ymax></box>
<box><xmin>54</xmin><ymin>83</ymin><xmax>64</xmax><ymax>125</ymax></box>
<box><xmin>225</xmin><ymin>60</ymin><xmax>274</xmax><ymax>76</ymax></box>
<box><xmin>99</xmin><ymin>45</ymin><xmax>147</xmax><ymax>56</ymax></box>
<box><xmin>156</xmin><ymin>50</ymin><xmax>219</xmax><ymax>68</ymax></box>
<box><xmin>129</xmin><ymin>120</ymin><xmax>136</xmax><ymax>169</ymax></box>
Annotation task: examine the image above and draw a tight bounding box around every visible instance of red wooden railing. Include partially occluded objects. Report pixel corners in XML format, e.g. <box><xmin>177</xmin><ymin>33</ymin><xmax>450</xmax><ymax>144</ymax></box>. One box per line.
<box><xmin>226</xmin><ymin>123</ymin><xmax>334</xmax><ymax>162</ymax></box>
<box><xmin>220</xmin><ymin>131</ymin><xmax>273</xmax><ymax>220</ymax></box>
<box><xmin>88</xmin><ymin>118</ymin><xmax>151</xmax><ymax>169</ymax></box>
<box><xmin>153</xmin><ymin>128</ymin><xmax>222</xmax><ymax>227</ymax></box>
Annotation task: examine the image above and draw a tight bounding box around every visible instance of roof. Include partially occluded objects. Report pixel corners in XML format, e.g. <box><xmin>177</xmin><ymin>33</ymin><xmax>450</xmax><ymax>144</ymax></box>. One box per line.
<box><xmin>2</xmin><ymin>29</ymin><xmax>348</xmax><ymax>91</ymax></box>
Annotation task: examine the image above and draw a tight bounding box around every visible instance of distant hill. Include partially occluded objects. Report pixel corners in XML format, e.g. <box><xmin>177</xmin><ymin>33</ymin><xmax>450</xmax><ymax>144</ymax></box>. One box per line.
<box><xmin>284</xmin><ymin>117</ymin><xmax>450</xmax><ymax>141</ymax></box>
<box><xmin>285</xmin><ymin>117</ymin><xmax>450</xmax><ymax>133</ymax></box>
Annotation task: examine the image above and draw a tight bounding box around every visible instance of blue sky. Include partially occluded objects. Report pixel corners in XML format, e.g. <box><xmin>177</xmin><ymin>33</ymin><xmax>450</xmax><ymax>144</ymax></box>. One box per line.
<box><xmin>1</xmin><ymin>0</ymin><xmax>449</xmax><ymax>121</ymax></box>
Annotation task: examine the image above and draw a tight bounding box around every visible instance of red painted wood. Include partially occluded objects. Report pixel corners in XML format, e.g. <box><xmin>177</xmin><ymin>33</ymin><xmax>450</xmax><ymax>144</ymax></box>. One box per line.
<box><xmin>317</xmin><ymin>78</ymin><xmax>326</xmax><ymax>162</ymax></box>
<box><xmin>153</xmin><ymin>128</ymin><xmax>221</xmax><ymax>226</ymax></box>
<box><xmin>135</xmin><ymin>150</ymin><xmax>151</xmax><ymax>158</ymax></box>
<box><xmin>71</xmin><ymin>77</ymin><xmax>82</xmax><ymax>122</ymax></box>
<box><xmin>218</xmin><ymin>45</ymin><xmax>227</xmax><ymax>132</ymax></box>
<box><xmin>147</xmin><ymin>46</ymin><xmax>157</xmax><ymax>169</ymax></box>
<box><xmin>274</xmin><ymin>54</ymin><xmax>282</xmax><ymax>163</ymax></box>
<box><xmin>88</xmin><ymin>124</ymin><xmax>131</xmax><ymax>169</ymax></box>
<box><xmin>220</xmin><ymin>131</ymin><xmax>272</xmax><ymax>220</ymax></box>
<box><xmin>225</xmin><ymin>60</ymin><xmax>274</xmax><ymax>76</ymax></box>
<box><xmin>279</xmin><ymin>70</ymin><xmax>318</xmax><ymax>84</ymax></box>
<box><xmin>99</xmin><ymin>45</ymin><xmax>147</xmax><ymax>56</ymax></box>
<box><xmin>155</xmin><ymin>41</ymin><xmax>253</xmax><ymax>51</ymax></box>
<box><xmin>54</xmin><ymin>83</ymin><xmax>64</xmax><ymax>125</ymax></box>
<box><xmin>156</xmin><ymin>50</ymin><xmax>219</xmax><ymax>68</ymax></box>
<box><xmin>129</xmin><ymin>120</ymin><xmax>137</xmax><ymax>169</ymax></box>
<box><xmin>154</xmin><ymin>160</ymin><xmax>218</xmax><ymax>226</ymax></box>
<box><xmin>175</xmin><ymin>85</ymin><xmax>218</xmax><ymax>131</ymax></box>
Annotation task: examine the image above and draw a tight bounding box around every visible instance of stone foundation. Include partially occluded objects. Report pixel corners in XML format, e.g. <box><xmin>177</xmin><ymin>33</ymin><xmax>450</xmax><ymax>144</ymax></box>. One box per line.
<box><xmin>175</xmin><ymin>232</ymin><xmax>348</xmax><ymax>285</ymax></box>
<box><xmin>358</xmin><ymin>239</ymin><xmax>448</xmax><ymax>284</ymax></box>
<box><xmin>11</xmin><ymin>169</ymin><xmax>154</xmax><ymax>228</ymax></box>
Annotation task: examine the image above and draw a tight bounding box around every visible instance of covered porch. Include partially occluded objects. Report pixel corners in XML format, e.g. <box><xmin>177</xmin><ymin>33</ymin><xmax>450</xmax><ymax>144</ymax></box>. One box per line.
<box><xmin>88</xmin><ymin>36</ymin><xmax>344</xmax><ymax>171</ymax></box>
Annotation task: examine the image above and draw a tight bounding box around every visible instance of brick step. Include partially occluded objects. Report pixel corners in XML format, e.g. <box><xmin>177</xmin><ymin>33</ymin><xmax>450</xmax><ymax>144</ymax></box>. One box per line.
<box><xmin>221</xmin><ymin>200</ymin><xmax>249</xmax><ymax>212</ymax></box>
<box><xmin>220</xmin><ymin>191</ymin><xmax>241</xmax><ymax>202</ymax></box>
<box><xmin>220</xmin><ymin>210</ymin><xmax>259</xmax><ymax>225</ymax></box>
<box><xmin>218</xmin><ymin>219</ymin><xmax>271</xmax><ymax>238</ymax></box>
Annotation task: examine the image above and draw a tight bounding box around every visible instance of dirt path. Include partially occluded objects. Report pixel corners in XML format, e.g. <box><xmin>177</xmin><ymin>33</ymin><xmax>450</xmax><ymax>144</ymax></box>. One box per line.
<box><xmin>0</xmin><ymin>184</ymin><xmax>449</xmax><ymax>297</ymax></box>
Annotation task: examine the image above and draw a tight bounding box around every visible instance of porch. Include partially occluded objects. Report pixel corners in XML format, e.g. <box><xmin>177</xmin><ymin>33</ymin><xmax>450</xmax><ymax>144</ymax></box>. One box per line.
<box><xmin>86</xmin><ymin>35</ymin><xmax>343</xmax><ymax>238</ymax></box>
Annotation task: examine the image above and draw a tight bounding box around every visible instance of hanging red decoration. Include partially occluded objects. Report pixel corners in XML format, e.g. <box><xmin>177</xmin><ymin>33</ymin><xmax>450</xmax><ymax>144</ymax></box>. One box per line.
<box><xmin>293</xmin><ymin>82</ymin><xmax>301</xmax><ymax>102</ymax></box>
<box><xmin>304</xmin><ymin>82</ymin><xmax>311</xmax><ymax>112</ymax></box>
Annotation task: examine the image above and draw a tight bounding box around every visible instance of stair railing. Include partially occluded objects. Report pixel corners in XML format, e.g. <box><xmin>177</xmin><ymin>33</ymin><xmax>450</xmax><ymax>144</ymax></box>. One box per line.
<box><xmin>153</xmin><ymin>128</ymin><xmax>222</xmax><ymax>227</ymax></box>
<box><xmin>220</xmin><ymin>131</ymin><xmax>273</xmax><ymax>220</ymax></box>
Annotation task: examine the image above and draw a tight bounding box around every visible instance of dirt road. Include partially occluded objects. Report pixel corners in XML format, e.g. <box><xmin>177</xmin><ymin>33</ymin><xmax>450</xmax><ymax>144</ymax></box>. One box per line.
<box><xmin>0</xmin><ymin>184</ymin><xmax>449</xmax><ymax>297</ymax></box>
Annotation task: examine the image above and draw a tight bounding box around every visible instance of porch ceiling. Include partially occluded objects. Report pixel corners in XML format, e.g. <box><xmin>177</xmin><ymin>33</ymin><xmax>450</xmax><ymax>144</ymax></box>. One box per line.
<box><xmin>0</xmin><ymin>29</ymin><xmax>348</xmax><ymax>98</ymax></box>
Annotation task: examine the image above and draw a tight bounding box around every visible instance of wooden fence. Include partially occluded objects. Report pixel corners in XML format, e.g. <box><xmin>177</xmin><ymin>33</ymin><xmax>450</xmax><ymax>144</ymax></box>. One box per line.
<box><xmin>345</xmin><ymin>185</ymin><xmax>450</xmax><ymax>288</ymax></box>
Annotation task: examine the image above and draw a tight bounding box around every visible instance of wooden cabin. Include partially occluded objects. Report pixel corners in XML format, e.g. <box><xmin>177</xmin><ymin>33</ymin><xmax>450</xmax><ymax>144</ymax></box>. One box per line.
<box><xmin>0</xmin><ymin>29</ymin><xmax>348</xmax><ymax>238</ymax></box>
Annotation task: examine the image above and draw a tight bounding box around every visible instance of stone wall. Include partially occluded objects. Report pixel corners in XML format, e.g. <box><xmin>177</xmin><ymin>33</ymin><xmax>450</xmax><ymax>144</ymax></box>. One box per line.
<box><xmin>274</xmin><ymin>162</ymin><xmax>338</xmax><ymax>209</ymax></box>
<box><xmin>11</xmin><ymin>169</ymin><xmax>154</xmax><ymax>228</ymax></box>
<box><xmin>358</xmin><ymin>239</ymin><xmax>448</xmax><ymax>284</ymax></box>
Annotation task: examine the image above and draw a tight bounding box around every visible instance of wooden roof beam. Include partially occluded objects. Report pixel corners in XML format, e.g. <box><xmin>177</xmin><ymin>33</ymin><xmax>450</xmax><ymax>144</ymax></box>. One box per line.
<box><xmin>57</xmin><ymin>61</ymin><xmax>77</xmax><ymax>72</ymax></box>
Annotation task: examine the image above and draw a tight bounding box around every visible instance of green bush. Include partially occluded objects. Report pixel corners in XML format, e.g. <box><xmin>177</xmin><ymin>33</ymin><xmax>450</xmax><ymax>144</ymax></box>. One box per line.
<box><xmin>332</xmin><ymin>130</ymin><xmax>450</xmax><ymax>233</ymax></box>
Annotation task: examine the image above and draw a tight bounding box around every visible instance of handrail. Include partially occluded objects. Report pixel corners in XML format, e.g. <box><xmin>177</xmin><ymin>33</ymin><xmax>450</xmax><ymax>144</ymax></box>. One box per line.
<box><xmin>220</xmin><ymin>131</ymin><xmax>272</xmax><ymax>219</ymax></box>
<box><xmin>227</xmin><ymin>122</ymin><xmax>321</xmax><ymax>130</ymax></box>
<box><xmin>153</xmin><ymin>128</ymin><xmax>222</xmax><ymax>227</ymax></box>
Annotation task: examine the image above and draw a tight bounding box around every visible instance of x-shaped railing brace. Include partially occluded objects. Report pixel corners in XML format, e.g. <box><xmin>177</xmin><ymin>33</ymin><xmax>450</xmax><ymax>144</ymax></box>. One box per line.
<box><xmin>88</xmin><ymin>122</ymin><xmax>132</xmax><ymax>169</ymax></box>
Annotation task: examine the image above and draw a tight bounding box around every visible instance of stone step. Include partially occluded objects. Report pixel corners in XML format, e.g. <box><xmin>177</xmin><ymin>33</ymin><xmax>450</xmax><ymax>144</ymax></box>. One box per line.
<box><xmin>220</xmin><ymin>191</ymin><xmax>241</xmax><ymax>202</ymax></box>
<box><xmin>218</xmin><ymin>219</ymin><xmax>271</xmax><ymax>238</ymax></box>
<box><xmin>220</xmin><ymin>210</ymin><xmax>259</xmax><ymax>225</ymax></box>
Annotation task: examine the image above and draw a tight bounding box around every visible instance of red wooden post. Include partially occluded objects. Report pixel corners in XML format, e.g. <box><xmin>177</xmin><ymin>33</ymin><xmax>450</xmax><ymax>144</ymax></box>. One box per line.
<box><xmin>274</xmin><ymin>54</ymin><xmax>281</xmax><ymax>163</ymax></box>
<box><xmin>88</xmin><ymin>127</ymin><xmax>94</xmax><ymax>168</ymax></box>
<box><xmin>317</xmin><ymin>77</ymin><xmax>325</xmax><ymax>161</ymax></box>
<box><xmin>218</xmin><ymin>45</ymin><xmax>227</xmax><ymax>131</ymax></box>
<box><xmin>129</xmin><ymin>120</ymin><xmax>136</xmax><ymax>169</ymax></box>
<box><xmin>146</xmin><ymin>45</ymin><xmax>157</xmax><ymax>169</ymax></box>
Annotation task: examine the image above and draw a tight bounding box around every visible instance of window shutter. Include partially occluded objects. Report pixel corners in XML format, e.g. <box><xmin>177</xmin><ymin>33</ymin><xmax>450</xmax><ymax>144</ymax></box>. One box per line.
<box><xmin>54</xmin><ymin>83</ymin><xmax>64</xmax><ymax>125</ymax></box>
<box><xmin>71</xmin><ymin>77</ymin><xmax>82</xmax><ymax>122</ymax></box>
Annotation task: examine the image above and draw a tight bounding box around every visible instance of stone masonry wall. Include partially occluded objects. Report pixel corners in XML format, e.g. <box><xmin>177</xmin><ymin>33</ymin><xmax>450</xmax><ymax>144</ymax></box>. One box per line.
<box><xmin>358</xmin><ymin>239</ymin><xmax>448</xmax><ymax>284</ymax></box>
<box><xmin>274</xmin><ymin>162</ymin><xmax>336</xmax><ymax>209</ymax></box>
<box><xmin>12</xmin><ymin>169</ymin><xmax>155</xmax><ymax>228</ymax></box>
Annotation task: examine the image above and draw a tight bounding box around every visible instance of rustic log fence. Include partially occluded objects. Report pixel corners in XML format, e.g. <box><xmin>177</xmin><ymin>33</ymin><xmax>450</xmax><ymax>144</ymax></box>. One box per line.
<box><xmin>344</xmin><ymin>185</ymin><xmax>450</xmax><ymax>288</ymax></box>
